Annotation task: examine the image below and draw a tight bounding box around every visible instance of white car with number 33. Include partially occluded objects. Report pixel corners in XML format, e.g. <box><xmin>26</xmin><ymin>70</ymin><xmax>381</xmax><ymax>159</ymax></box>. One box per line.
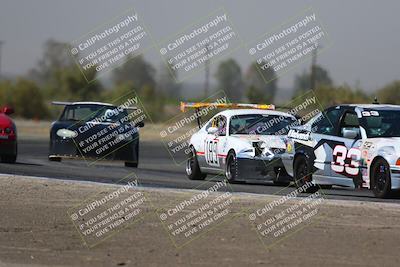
<box><xmin>282</xmin><ymin>104</ymin><xmax>400</xmax><ymax>198</ymax></box>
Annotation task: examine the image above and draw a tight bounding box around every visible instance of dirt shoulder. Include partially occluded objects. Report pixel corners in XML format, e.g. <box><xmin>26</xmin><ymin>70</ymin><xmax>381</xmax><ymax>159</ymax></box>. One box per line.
<box><xmin>0</xmin><ymin>174</ymin><xmax>399</xmax><ymax>267</ymax></box>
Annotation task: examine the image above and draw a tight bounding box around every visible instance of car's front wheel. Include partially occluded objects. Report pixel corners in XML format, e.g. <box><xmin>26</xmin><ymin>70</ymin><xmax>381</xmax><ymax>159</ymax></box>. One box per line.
<box><xmin>48</xmin><ymin>156</ymin><xmax>61</xmax><ymax>162</ymax></box>
<box><xmin>225</xmin><ymin>151</ymin><xmax>240</xmax><ymax>183</ymax></box>
<box><xmin>273</xmin><ymin>180</ymin><xmax>290</xmax><ymax>187</ymax></box>
<box><xmin>125</xmin><ymin>140</ymin><xmax>139</xmax><ymax>168</ymax></box>
<box><xmin>371</xmin><ymin>158</ymin><xmax>392</xmax><ymax>198</ymax></box>
<box><xmin>186</xmin><ymin>147</ymin><xmax>206</xmax><ymax>180</ymax></box>
<box><xmin>293</xmin><ymin>155</ymin><xmax>318</xmax><ymax>193</ymax></box>
<box><xmin>1</xmin><ymin>154</ymin><xmax>16</xmax><ymax>163</ymax></box>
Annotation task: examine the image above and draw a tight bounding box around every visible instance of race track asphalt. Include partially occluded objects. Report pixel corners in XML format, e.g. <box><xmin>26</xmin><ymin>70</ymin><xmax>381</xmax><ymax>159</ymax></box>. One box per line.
<box><xmin>1</xmin><ymin>138</ymin><xmax>400</xmax><ymax>203</ymax></box>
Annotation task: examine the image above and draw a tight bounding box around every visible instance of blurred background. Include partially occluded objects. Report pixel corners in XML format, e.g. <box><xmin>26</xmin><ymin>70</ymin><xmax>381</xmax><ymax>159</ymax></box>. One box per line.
<box><xmin>0</xmin><ymin>0</ymin><xmax>399</xmax><ymax>122</ymax></box>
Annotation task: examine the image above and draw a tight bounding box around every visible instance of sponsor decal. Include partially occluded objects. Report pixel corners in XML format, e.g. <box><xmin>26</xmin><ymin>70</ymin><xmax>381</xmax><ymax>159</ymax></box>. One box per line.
<box><xmin>288</xmin><ymin>129</ymin><xmax>310</xmax><ymax>141</ymax></box>
<box><xmin>362</xmin><ymin>111</ymin><xmax>379</xmax><ymax>117</ymax></box>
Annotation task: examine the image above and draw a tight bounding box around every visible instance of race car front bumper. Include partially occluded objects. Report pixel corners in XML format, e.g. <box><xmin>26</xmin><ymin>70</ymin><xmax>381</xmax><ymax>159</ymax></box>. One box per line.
<box><xmin>390</xmin><ymin>166</ymin><xmax>400</xmax><ymax>189</ymax></box>
<box><xmin>236</xmin><ymin>156</ymin><xmax>291</xmax><ymax>181</ymax></box>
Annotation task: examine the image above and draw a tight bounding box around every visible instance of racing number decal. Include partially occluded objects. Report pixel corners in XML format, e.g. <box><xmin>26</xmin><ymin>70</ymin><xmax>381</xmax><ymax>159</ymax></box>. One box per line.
<box><xmin>331</xmin><ymin>145</ymin><xmax>361</xmax><ymax>175</ymax></box>
<box><xmin>331</xmin><ymin>145</ymin><xmax>347</xmax><ymax>173</ymax></box>
<box><xmin>205</xmin><ymin>140</ymin><xmax>219</xmax><ymax>166</ymax></box>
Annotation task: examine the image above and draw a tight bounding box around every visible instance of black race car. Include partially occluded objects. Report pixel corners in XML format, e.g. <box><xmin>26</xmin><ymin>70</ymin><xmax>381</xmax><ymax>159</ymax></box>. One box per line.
<box><xmin>49</xmin><ymin>101</ymin><xmax>144</xmax><ymax>167</ymax></box>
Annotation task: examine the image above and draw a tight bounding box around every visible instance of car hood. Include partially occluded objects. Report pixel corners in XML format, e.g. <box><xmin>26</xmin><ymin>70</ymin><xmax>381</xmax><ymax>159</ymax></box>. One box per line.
<box><xmin>363</xmin><ymin>137</ymin><xmax>400</xmax><ymax>149</ymax></box>
<box><xmin>230</xmin><ymin>134</ymin><xmax>287</xmax><ymax>149</ymax></box>
<box><xmin>361</xmin><ymin>137</ymin><xmax>400</xmax><ymax>160</ymax></box>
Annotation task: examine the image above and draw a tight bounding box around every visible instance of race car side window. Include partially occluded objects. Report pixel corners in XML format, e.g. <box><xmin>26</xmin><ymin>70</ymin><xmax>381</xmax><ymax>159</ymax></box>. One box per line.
<box><xmin>204</xmin><ymin>116</ymin><xmax>226</xmax><ymax>136</ymax></box>
<box><xmin>339</xmin><ymin>111</ymin><xmax>360</xmax><ymax>138</ymax></box>
<box><xmin>204</xmin><ymin>118</ymin><xmax>215</xmax><ymax>132</ymax></box>
<box><xmin>217</xmin><ymin>116</ymin><xmax>227</xmax><ymax>136</ymax></box>
<box><xmin>204</xmin><ymin>116</ymin><xmax>219</xmax><ymax>132</ymax></box>
<box><xmin>312</xmin><ymin>108</ymin><xmax>342</xmax><ymax>135</ymax></box>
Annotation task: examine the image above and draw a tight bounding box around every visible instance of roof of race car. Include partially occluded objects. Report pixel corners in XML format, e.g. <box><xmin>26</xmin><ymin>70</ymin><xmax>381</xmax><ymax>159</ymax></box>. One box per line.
<box><xmin>339</xmin><ymin>104</ymin><xmax>400</xmax><ymax>110</ymax></box>
<box><xmin>215</xmin><ymin>109</ymin><xmax>295</xmax><ymax>118</ymax></box>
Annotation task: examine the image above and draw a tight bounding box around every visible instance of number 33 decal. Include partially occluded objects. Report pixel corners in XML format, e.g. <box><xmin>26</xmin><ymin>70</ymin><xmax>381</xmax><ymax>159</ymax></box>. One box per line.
<box><xmin>331</xmin><ymin>145</ymin><xmax>361</xmax><ymax>175</ymax></box>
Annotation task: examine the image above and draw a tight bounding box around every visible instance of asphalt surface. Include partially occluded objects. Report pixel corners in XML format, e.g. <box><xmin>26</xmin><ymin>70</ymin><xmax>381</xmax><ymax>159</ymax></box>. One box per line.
<box><xmin>1</xmin><ymin>138</ymin><xmax>400</xmax><ymax>203</ymax></box>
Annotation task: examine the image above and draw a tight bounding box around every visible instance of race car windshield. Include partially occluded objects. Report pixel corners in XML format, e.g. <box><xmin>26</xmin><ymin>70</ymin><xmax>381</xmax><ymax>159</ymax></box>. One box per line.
<box><xmin>229</xmin><ymin>114</ymin><xmax>296</xmax><ymax>135</ymax></box>
<box><xmin>363</xmin><ymin>110</ymin><xmax>400</xmax><ymax>138</ymax></box>
<box><xmin>61</xmin><ymin>105</ymin><xmax>128</xmax><ymax>123</ymax></box>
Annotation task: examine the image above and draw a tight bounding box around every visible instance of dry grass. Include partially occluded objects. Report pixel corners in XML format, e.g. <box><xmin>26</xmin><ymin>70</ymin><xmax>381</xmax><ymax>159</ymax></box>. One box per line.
<box><xmin>14</xmin><ymin>119</ymin><xmax>195</xmax><ymax>141</ymax></box>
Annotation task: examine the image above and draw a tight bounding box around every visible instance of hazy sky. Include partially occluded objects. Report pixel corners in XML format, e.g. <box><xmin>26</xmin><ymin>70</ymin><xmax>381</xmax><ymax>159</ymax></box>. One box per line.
<box><xmin>1</xmin><ymin>0</ymin><xmax>399</xmax><ymax>92</ymax></box>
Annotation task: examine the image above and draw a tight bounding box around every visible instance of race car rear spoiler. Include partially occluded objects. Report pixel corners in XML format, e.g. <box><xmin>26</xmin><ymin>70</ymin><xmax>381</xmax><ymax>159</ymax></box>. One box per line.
<box><xmin>180</xmin><ymin>102</ymin><xmax>275</xmax><ymax>128</ymax></box>
<box><xmin>180</xmin><ymin>102</ymin><xmax>275</xmax><ymax>112</ymax></box>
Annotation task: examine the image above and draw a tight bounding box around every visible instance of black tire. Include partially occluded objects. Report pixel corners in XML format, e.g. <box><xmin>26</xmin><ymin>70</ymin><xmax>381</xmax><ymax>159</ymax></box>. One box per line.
<box><xmin>125</xmin><ymin>161</ymin><xmax>138</xmax><ymax>168</ymax></box>
<box><xmin>125</xmin><ymin>140</ymin><xmax>139</xmax><ymax>168</ymax></box>
<box><xmin>225</xmin><ymin>151</ymin><xmax>240</xmax><ymax>183</ymax></box>
<box><xmin>186</xmin><ymin>147</ymin><xmax>206</xmax><ymax>180</ymax></box>
<box><xmin>371</xmin><ymin>158</ymin><xmax>392</xmax><ymax>198</ymax></box>
<box><xmin>273</xmin><ymin>181</ymin><xmax>291</xmax><ymax>187</ymax></box>
<box><xmin>293</xmin><ymin>155</ymin><xmax>319</xmax><ymax>193</ymax></box>
<box><xmin>1</xmin><ymin>154</ymin><xmax>17</xmax><ymax>163</ymax></box>
<box><xmin>48</xmin><ymin>156</ymin><xmax>61</xmax><ymax>162</ymax></box>
<box><xmin>319</xmin><ymin>185</ymin><xmax>333</xmax><ymax>190</ymax></box>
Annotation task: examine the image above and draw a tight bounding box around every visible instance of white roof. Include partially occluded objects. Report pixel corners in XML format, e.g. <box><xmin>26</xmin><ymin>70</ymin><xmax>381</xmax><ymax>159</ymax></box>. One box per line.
<box><xmin>216</xmin><ymin>109</ymin><xmax>295</xmax><ymax>118</ymax></box>
<box><xmin>352</xmin><ymin>104</ymin><xmax>400</xmax><ymax>109</ymax></box>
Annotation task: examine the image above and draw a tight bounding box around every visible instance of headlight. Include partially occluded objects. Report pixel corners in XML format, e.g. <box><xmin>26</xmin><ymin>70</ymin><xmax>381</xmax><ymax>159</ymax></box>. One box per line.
<box><xmin>56</xmin><ymin>129</ymin><xmax>78</xmax><ymax>139</ymax></box>
<box><xmin>4</xmin><ymin>128</ymin><xmax>12</xmax><ymax>134</ymax></box>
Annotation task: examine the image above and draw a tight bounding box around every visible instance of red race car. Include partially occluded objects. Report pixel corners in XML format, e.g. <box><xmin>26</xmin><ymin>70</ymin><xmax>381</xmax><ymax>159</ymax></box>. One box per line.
<box><xmin>0</xmin><ymin>106</ymin><xmax>17</xmax><ymax>163</ymax></box>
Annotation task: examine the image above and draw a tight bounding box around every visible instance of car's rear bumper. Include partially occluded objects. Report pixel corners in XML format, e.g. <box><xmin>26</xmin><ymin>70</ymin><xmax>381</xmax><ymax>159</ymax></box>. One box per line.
<box><xmin>236</xmin><ymin>156</ymin><xmax>291</xmax><ymax>181</ymax></box>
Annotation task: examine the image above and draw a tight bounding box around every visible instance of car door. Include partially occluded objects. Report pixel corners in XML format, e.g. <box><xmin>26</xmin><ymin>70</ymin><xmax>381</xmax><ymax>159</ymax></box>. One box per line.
<box><xmin>329</xmin><ymin>109</ymin><xmax>363</xmax><ymax>187</ymax></box>
<box><xmin>309</xmin><ymin>106</ymin><xmax>344</xmax><ymax>178</ymax></box>
<box><xmin>204</xmin><ymin>115</ymin><xmax>227</xmax><ymax>171</ymax></box>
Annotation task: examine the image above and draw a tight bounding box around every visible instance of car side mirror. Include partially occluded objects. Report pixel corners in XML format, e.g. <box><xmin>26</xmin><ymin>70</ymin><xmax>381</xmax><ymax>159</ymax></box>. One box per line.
<box><xmin>207</xmin><ymin>127</ymin><xmax>218</xmax><ymax>135</ymax></box>
<box><xmin>342</xmin><ymin>128</ymin><xmax>358</xmax><ymax>139</ymax></box>
<box><xmin>2</xmin><ymin>106</ymin><xmax>14</xmax><ymax>115</ymax></box>
<box><xmin>136</xmin><ymin>121</ymin><xmax>145</xmax><ymax>128</ymax></box>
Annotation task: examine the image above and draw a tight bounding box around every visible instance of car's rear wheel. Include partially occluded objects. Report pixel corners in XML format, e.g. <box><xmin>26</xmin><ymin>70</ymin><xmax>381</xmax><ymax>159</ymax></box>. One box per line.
<box><xmin>293</xmin><ymin>155</ymin><xmax>318</xmax><ymax>193</ymax></box>
<box><xmin>319</xmin><ymin>185</ymin><xmax>333</xmax><ymax>190</ymax></box>
<box><xmin>371</xmin><ymin>158</ymin><xmax>392</xmax><ymax>198</ymax></box>
<box><xmin>125</xmin><ymin>161</ymin><xmax>138</xmax><ymax>168</ymax></box>
<box><xmin>186</xmin><ymin>147</ymin><xmax>206</xmax><ymax>180</ymax></box>
<box><xmin>1</xmin><ymin>154</ymin><xmax>16</xmax><ymax>163</ymax></box>
<box><xmin>225</xmin><ymin>151</ymin><xmax>240</xmax><ymax>183</ymax></box>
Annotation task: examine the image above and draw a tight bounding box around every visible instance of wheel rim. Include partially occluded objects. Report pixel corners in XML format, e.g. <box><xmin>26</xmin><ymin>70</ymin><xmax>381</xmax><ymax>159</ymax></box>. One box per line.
<box><xmin>186</xmin><ymin>150</ymin><xmax>195</xmax><ymax>175</ymax></box>
<box><xmin>375</xmin><ymin>164</ymin><xmax>388</xmax><ymax>192</ymax></box>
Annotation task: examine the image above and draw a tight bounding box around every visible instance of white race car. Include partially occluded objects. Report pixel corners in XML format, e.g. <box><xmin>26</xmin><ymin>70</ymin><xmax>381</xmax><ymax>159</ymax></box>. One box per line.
<box><xmin>183</xmin><ymin>102</ymin><xmax>298</xmax><ymax>184</ymax></box>
<box><xmin>282</xmin><ymin>104</ymin><xmax>400</xmax><ymax>198</ymax></box>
